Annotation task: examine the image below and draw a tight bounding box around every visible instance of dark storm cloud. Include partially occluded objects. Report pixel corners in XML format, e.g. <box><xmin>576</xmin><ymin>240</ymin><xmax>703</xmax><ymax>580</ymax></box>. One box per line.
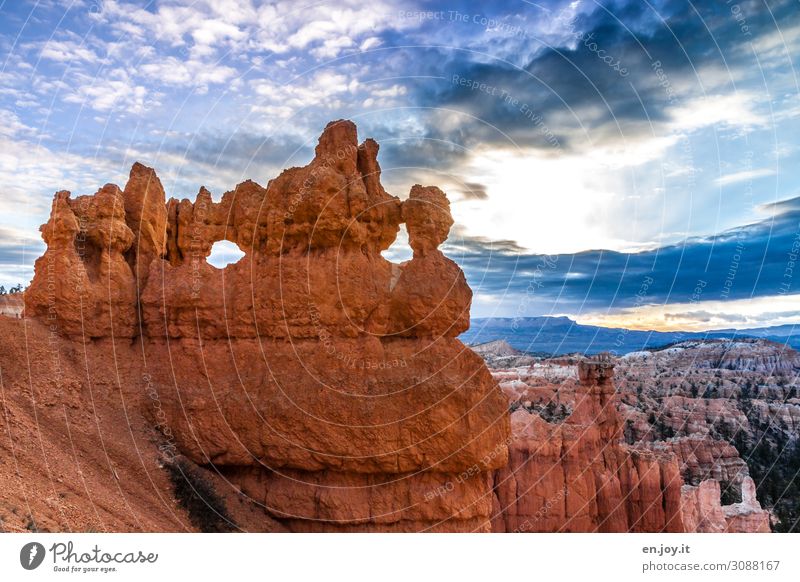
<box><xmin>444</xmin><ymin>194</ymin><xmax>800</xmax><ymax>310</ymax></box>
<box><xmin>406</xmin><ymin>0</ymin><xmax>800</xmax><ymax>157</ymax></box>
<box><xmin>375</xmin><ymin>134</ymin><xmax>472</xmax><ymax>174</ymax></box>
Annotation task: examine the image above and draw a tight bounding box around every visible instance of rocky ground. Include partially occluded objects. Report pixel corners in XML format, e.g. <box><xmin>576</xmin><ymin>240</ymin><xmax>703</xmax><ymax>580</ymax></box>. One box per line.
<box><xmin>0</xmin><ymin>314</ymin><xmax>287</xmax><ymax>533</ymax></box>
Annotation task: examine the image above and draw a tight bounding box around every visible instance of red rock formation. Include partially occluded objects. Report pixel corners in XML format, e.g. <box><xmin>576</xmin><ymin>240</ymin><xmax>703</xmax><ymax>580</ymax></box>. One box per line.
<box><xmin>681</xmin><ymin>477</ymin><xmax>770</xmax><ymax>533</ymax></box>
<box><xmin>487</xmin><ymin>355</ymin><xmax>776</xmax><ymax>533</ymax></box>
<box><xmin>491</xmin><ymin>360</ymin><xmax>684</xmax><ymax>532</ymax></box>
<box><xmin>613</xmin><ymin>339</ymin><xmax>800</xmax><ymax>532</ymax></box>
<box><xmin>651</xmin><ymin>435</ymin><xmax>749</xmax><ymax>488</ymax></box>
<box><xmin>616</xmin><ymin>340</ymin><xmax>800</xmax><ymax>446</ymax></box>
<box><xmin>680</xmin><ymin>480</ymin><xmax>727</xmax><ymax>532</ymax></box>
<box><xmin>0</xmin><ymin>314</ymin><xmax>286</xmax><ymax>533</ymax></box>
<box><xmin>16</xmin><ymin>120</ymin><xmax>776</xmax><ymax>534</ymax></box>
<box><xmin>25</xmin><ymin>186</ymin><xmax>138</xmax><ymax>337</ymax></box>
<box><xmin>123</xmin><ymin>162</ymin><xmax>168</xmax><ymax>293</ymax></box>
<box><xmin>21</xmin><ymin>120</ymin><xmax>510</xmax><ymax>532</ymax></box>
<box><xmin>722</xmin><ymin>477</ymin><xmax>771</xmax><ymax>532</ymax></box>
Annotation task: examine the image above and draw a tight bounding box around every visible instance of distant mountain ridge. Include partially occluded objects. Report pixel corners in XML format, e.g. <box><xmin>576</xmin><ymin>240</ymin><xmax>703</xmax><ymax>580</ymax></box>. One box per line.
<box><xmin>461</xmin><ymin>316</ymin><xmax>800</xmax><ymax>356</ymax></box>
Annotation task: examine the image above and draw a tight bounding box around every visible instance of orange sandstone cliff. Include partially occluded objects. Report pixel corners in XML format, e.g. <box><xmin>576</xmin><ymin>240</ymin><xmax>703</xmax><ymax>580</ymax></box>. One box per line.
<box><xmin>14</xmin><ymin>120</ymin><xmax>509</xmax><ymax>532</ymax></box>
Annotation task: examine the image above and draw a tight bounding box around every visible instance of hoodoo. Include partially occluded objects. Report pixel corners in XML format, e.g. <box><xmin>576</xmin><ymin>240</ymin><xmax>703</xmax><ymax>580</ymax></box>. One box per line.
<box><xmin>21</xmin><ymin>120</ymin><xmax>510</xmax><ymax>532</ymax></box>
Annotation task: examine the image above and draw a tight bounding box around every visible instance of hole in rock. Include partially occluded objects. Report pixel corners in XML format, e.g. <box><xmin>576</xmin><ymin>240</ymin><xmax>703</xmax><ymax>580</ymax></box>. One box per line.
<box><xmin>381</xmin><ymin>223</ymin><xmax>413</xmax><ymax>263</ymax></box>
<box><xmin>207</xmin><ymin>240</ymin><xmax>246</xmax><ymax>269</ymax></box>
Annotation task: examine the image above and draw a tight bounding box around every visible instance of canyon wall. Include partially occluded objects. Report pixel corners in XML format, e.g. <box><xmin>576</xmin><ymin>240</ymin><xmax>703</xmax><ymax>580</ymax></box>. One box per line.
<box><xmin>680</xmin><ymin>477</ymin><xmax>770</xmax><ymax>533</ymax></box>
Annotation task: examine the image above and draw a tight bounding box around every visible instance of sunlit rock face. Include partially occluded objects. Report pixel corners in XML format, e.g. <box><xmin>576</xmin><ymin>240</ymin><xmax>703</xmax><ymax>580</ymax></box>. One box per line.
<box><xmin>23</xmin><ymin>120</ymin><xmax>510</xmax><ymax>532</ymax></box>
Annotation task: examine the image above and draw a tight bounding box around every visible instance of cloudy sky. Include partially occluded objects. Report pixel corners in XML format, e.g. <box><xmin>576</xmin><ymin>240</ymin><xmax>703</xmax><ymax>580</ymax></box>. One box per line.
<box><xmin>1</xmin><ymin>0</ymin><xmax>799</xmax><ymax>330</ymax></box>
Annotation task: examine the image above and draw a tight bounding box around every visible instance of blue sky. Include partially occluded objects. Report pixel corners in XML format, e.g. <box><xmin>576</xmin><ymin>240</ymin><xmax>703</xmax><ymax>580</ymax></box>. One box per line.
<box><xmin>1</xmin><ymin>0</ymin><xmax>799</xmax><ymax>329</ymax></box>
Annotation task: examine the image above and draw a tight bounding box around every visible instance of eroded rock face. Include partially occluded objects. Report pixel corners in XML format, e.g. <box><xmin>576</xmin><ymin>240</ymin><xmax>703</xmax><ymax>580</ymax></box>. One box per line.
<box><xmin>123</xmin><ymin>162</ymin><xmax>168</xmax><ymax>292</ymax></box>
<box><xmin>491</xmin><ymin>361</ymin><xmax>684</xmax><ymax>532</ymax></box>
<box><xmin>24</xmin><ymin>120</ymin><xmax>510</xmax><ymax>532</ymax></box>
<box><xmin>651</xmin><ymin>435</ymin><xmax>749</xmax><ymax>489</ymax></box>
<box><xmin>613</xmin><ymin>339</ymin><xmax>800</xmax><ymax>530</ymax></box>
<box><xmin>486</xmin><ymin>354</ymin><xmax>777</xmax><ymax>533</ymax></box>
<box><xmin>25</xmin><ymin>186</ymin><xmax>138</xmax><ymax>337</ymax></box>
<box><xmin>681</xmin><ymin>477</ymin><xmax>770</xmax><ymax>533</ymax></box>
<box><xmin>722</xmin><ymin>477</ymin><xmax>771</xmax><ymax>532</ymax></box>
<box><xmin>680</xmin><ymin>480</ymin><xmax>727</xmax><ymax>533</ymax></box>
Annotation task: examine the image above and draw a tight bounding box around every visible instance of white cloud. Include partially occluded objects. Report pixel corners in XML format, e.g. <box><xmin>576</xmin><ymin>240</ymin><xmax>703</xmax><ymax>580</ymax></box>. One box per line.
<box><xmin>0</xmin><ymin>65</ymin><xmax>29</xmax><ymax>99</ymax></box>
<box><xmin>190</xmin><ymin>18</ymin><xmax>247</xmax><ymax>47</ymax></box>
<box><xmin>311</xmin><ymin>36</ymin><xmax>357</xmax><ymax>59</ymax></box>
<box><xmin>93</xmin><ymin>0</ymin><xmax>403</xmax><ymax>61</ymax></box>
<box><xmin>360</xmin><ymin>37</ymin><xmax>382</xmax><ymax>51</ymax></box>
<box><xmin>0</xmin><ymin>135</ymin><xmax>126</xmax><ymax>231</ymax></box>
<box><xmin>668</xmin><ymin>92</ymin><xmax>766</xmax><ymax>133</ymax></box>
<box><xmin>252</xmin><ymin>0</ymin><xmax>407</xmax><ymax>58</ymax></box>
<box><xmin>251</xmin><ymin>70</ymin><xmax>358</xmax><ymax>112</ymax></box>
<box><xmin>439</xmin><ymin>87</ymin><xmax>773</xmax><ymax>256</ymax></box>
<box><xmin>37</xmin><ymin>38</ymin><xmax>102</xmax><ymax>64</ymax></box>
<box><xmin>749</xmin><ymin>22</ymin><xmax>800</xmax><ymax>64</ymax></box>
<box><xmin>0</xmin><ymin>109</ymin><xmax>34</xmax><ymax>138</ymax></box>
<box><xmin>61</xmin><ymin>69</ymin><xmax>157</xmax><ymax>114</ymax></box>
<box><xmin>450</xmin><ymin>148</ymin><xmax>631</xmax><ymax>255</ymax></box>
<box><xmin>713</xmin><ymin>167</ymin><xmax>776</xmax><ymax>187</ymax></box>
<box><xmin>138</xmin><ymin>57</ymin><xmax>237</xmax><ymax>87</ymax></box>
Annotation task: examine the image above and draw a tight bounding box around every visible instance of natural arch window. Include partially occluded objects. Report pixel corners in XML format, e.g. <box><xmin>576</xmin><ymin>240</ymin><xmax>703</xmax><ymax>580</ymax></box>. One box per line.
<box><xmin>207</xmin><ymin>240</ymin><xmax>246</xmax><ymax>269</ymax></box>
<box><xmin>381</xmin><ymin>223</ymin><xmax>413</xmax><ymax>263</ymax></box>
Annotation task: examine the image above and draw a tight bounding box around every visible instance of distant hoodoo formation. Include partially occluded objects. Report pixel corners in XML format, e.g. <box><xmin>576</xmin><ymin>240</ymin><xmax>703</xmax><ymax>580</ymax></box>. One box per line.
<box><xmin>491</xmin><ymin>356</ymin><xmax>771</xmax><ymax>533</ymax></box>
<box><xmin>24</xmin><ymin>120</ymin><xmax>510</xmax><ymax>532</ymax></box>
